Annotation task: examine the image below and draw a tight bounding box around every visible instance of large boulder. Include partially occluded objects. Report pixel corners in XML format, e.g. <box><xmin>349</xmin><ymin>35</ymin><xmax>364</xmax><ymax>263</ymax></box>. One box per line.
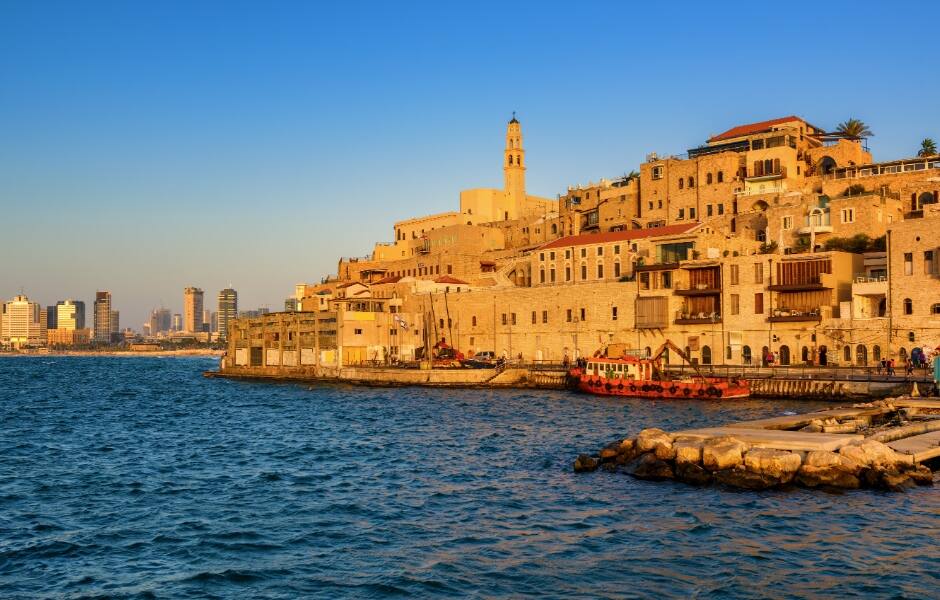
<box><xmin>624</xmin><ymin>452</ymin><xmax>674</xmax><ymax>481</ymax></box>
<box><xmin>714</xmin><ymin>467</ymin><xmax>776</xmax><ymax>490</ymax></box>
<box><xmin>635</xmin><ymin>428</ymin><xmax>673</xmax><ymax>454</ymax></box>
<box><xmin>702</xmin><ymin>437</ymin><xmax>748</xmax><ymax>471</ymax></box>
<box><xmin>674</xmin><ymin>440</ymin><xmax>703</xmax><ymax>466</ymax></box>
<box><xmin>796</xmin><ymin>452</ymin><xmax>861</xmax><ymax>489</ymax></box>
<box><xmin>908</xmin><ymin>464</ymin><xmax>935</xmax><ymax>487</ymax></box>
<box><xmin>599</xmin><ymin>442</ymin><xmax>621</xmax><ymax>461</ymax></box>
<box><xmin>804</xmin><ymin>450</ymin><xmax>862</xmax><ymax>475</ymax></box>
<box><xmin>743</xmin><ymin>448</ymin><xmax>802</xmax><ymax>484</ymax></box>
<box><xmin>839</xmin><ymin>439</ymin><xmax>910</xmax><ymax>469</ymax></box>
<box><xmin>573</xmin><ymin>454</ymin><xmax>599</xmax><ymax>473</ymax></box>
<box><xmin>878</xmin><ymin>469</ymin><xmax>915</xmax><ymax>492</ymax></box>
<box><xmin>675</xmin><ymin>461</ymin><xmax>712</xmax><ymax>486</ymax></box>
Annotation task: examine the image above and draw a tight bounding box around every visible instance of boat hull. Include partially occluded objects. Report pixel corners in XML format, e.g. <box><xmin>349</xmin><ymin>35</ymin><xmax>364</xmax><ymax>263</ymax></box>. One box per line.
<box><xmin>574</xmin><ymin>374</ymin><xmax>749</xmax><ymax>399</ymax></box>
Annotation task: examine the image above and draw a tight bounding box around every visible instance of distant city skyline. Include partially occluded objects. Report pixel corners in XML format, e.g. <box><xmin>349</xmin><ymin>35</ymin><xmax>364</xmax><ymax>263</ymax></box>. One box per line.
<box><xmin>2</xmin><ymin>2</ymin><xmax>938</xmax><ymax>327</ymax></box>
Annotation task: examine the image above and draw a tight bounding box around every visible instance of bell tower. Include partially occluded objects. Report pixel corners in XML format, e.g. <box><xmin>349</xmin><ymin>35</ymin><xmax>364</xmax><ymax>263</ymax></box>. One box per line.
<box><xmin>503</xmin><ymin>112</ymin><xmax>526</xmax><ymax>218</ymax></box>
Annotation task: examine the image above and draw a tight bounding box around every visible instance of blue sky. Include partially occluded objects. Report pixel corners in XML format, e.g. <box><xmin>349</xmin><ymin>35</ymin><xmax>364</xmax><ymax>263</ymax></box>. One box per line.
<box><xmin>2</xmin><ymin>1</ymin><xmax>938</xmax><ymax>327</ymax></box>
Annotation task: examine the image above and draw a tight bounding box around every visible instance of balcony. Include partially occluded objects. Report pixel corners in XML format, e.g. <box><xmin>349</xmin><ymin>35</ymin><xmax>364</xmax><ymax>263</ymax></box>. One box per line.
<box><xmin>767</xmin><ymin>282</ymin><xmax>829</xmax><ymax>292</ymax></box>
<box><xmin>675</xmin><ymin>311</ymin><xmax>721</xmax><ymax>325</ymax></box>
<box><xmin>797</xmin><ymin>224</ymin><xmax>833</xmax><ymax>235</ymax></box>
<box><xmin>745</xmin><ymin>166</ymin><xmax>787</xmax><ymax>182</ymax></box>
<box><xmin>852</xmin><ymin>276</ymin><xmax>887</xmax><ymax>297</ymax></box>
<box><xmin>634</xmin><ymin>262</ymin><xmax>679</xmax><ymax>272</ymax></box>
<box><xmin>674</xmin><ymin>285</ymin><xmax>721</xmax><ymax>296</ymax></box>
<box><xmin>767</xmin><ymin>308</ymin><xmax>821</xmax><ymax>323</ymax></box>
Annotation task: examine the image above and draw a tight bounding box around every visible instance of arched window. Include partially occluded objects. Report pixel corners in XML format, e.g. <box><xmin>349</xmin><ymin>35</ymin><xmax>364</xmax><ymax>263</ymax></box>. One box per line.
<box><xmin>706</xmin><ymin>173</ymin><xmax>713</xmax><ymax>185</ymax></box>
<box><xmin>679</xmin><ymin>178</ymin><xmax>684</xmax><ymax>190</ymax></box>
<box><xmin>644</xmin><ymin>346</ymin><xmax>652</xmax><ymax>359</ymax></box>
<box><xmin>717</xmin><ymin>171</ymin><xmax>724</xmax><ymax>183</ymax></box>
<box><xmin>688</xmin><ymin>176</ymin><xmax>695</xmax><ymax>188</ymax></box>
<box><xmin>726</xmin><ymin>345</ymin><xmax>732</xmax><ymax>360</ymax></box>
<box><xmin>508</xmin><ymin>155</ymin><xmax>513</xmax><ymax>165</ymax></box>
<box><xmin>742</xmin><ymin>345</ymin><xmax>752</xmax><ymax>365</ymax></box>
<box><xmin>873</xmin><ymin>345</ymin><xmax>881</xmax><ymax>363</ymax></box>
<box><xmin>899</xmin><ymin>347</ymin><xmax>908</xmax><ymax>362</ymax></box>
<box><xmin>701</xmin><ymin>345</ymin><xmax>712</xmax><ymax>365</ymax></box>
<box><xmin>551</xmin><ymin>223</ymin><xmax>558</xmax><ymax>234</ymax></box>
<box><xmin>932</xmin><ymin>303</ymin><xmax>940</xmax><ymax>315</ymax></box>
<box><xmin>904</xmin><ymin>298</ymin><xmax>913</xmax><ymax>315</ymax></box>
<box><xmin>908</xmin><ymin>331</ymin><xmax>916</xmax><ymax>343</ymax></box>
<box><xmin>539</xmin><ymin>267</ymin><xmax>545</xmax><ymax>284</ymax></box>
<box><xmin>856</xmin><ymin>345</ymin><xmax>868</xmax><ymax>366</ymax></box>
<box><xmin>843</xmin><ymin>345</ymin><xmax>851</xmax><ymax>363</ymax></box>
<box><xmin>801</xmin><ymin>346</ymin><xmax>810</xmax><ymax>363</ymax></box>
<box><xmin>779</xmin><ymin>345</ymin><xmax>790</xmax><ymax>365</ymax></box>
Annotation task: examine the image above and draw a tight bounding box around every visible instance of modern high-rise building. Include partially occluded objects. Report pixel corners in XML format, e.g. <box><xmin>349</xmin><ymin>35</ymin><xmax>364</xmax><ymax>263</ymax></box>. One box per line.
<box><xmin>202</xmin><ymin>308</ymin><xmax>212</xmax><ymax>332</ymax></box>
<box><xmin>110</xmin><ymin>310</ymin><xmax>120</xmax><ymax>341</ymax></box>
<box><xmin>93</xmin><ymin>291</ymin><xmax>112</xmax><ymax>343</ymax></box>
<box><xmin>46</xmin><ymin>305</ymin><xmax>58</xmax><ymax>330</ymax></box>
<box><xmin>172</xmin><ymin>313</ymin><xmax>182</xmax><ymax>332</ymax></box>
<box><xmin>217</xmin><ymin>288</ymin><xmax>238</xmax><ymax>341</ymax></box>
<box><xmin>149</xmin><ymin>308</ymin><xmax>172</xmax><ymax>335</ymax></box>
<box><xmin>57</xmin><ymin>300</ymin><xmax>86</xmax><ymax>330</ymax></box>
<box><xmin>183</xmin><ymin>287</ymin><xmax>204</xmax><ymax>333</ymax></box>
<box><xmin>1</xmin><ymin>295</ymin><xmax>45</xmax><ymax>348</ymax></box>
<box><xmin>284</xmin><ymin>297</ymin><xmax>299</xmax><ymax>312</ymax></box>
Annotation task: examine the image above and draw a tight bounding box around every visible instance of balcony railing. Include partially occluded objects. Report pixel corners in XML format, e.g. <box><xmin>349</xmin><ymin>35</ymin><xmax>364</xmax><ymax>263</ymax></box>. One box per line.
<box><xmin>767</xmin><ymin>308</ymin><xmax>821</xmax><ymax>322</ymax></box>
<box><xmin>746</xmin><ymin>166</ymin><xmax>787</xmax><ymax>181</ymax></box>
<box><xmin>768</xmin><ymin>281</ymin><xmax>829</xmax><ymax>292</ymax></box>
<box><xmin>674</xmin><ymin>284</ymin><xmax>721</xmax><ymax>296</ymax></box>
<box><xmin>675</xmin><ymin>311</ymin><xmax>721</xmax><ymax>324</ymax></box>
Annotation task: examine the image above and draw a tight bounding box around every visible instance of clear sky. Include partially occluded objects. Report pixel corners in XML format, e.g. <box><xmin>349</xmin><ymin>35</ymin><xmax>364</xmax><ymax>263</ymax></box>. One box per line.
<box><xmin>2</xmin><ymin>1</ymin><xmax>938</xmax><ymax>328</ymax></box>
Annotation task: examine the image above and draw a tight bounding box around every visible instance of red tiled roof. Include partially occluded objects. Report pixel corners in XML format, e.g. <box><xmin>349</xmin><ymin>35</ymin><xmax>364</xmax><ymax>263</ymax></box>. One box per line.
<box><xmin>538</xmin><ymin>223</ymin><xmax>699</xmax><ymax>250</ymax></box>
<box><xmin>708</xmin><ymin>116</ymin><xmax>804</xmax><ymax>143</ymax></box>
<box><xmin>434</xmin><ymin>275</ymin><xmax>469</xmax><ymax>285</ymax></box>
<box><xmin>373</xmin><ymin>275</ymin><xmax>403</xmax><ymax>285</ymax></box>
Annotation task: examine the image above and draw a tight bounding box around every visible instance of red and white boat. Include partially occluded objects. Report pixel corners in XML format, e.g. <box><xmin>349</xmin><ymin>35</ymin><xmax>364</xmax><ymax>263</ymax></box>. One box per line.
<box><xmin>569</xmin><ymin>340</ymin><xmax>750</xmax><ymax>399</ymax></box>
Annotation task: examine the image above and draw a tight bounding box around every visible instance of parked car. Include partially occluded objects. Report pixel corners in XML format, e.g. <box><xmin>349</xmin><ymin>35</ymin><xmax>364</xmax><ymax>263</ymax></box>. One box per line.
<box><xmin>463</xmin><ymin>351</ymin><xmax>496</xmax><ymax>369</ymax></box>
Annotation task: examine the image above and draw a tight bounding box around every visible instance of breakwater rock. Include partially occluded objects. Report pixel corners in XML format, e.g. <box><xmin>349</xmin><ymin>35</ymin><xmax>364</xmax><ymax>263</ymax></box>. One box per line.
<box><xmin>575</xmin><ymin>428</ymin><xmax>935</xmax><ymax>492</ymax></box>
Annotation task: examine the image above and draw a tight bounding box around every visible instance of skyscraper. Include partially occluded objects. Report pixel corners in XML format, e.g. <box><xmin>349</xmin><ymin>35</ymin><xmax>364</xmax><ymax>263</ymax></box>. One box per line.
<box><xmin>217</xmin><ymin>288</ymin><xmax>237</xmax><ymax>341</ymax></box>
<box><xmin>172</xmin><ymin>313</ymin><xmax>182</xmax><ymax>332</ymax></box>
<box><xmin>46</xmin><ymin>305</ymin><xmax>58</xmax><ymax>330</ymax></box>
<box><xmin>93</xmin><ymin>291</ymin><xmax>111</xmax><ymax>343</ymax></box>
<box><xmin>149</xmin><ymin>308</ymin><xmax>171</xmax><ymax>335</ymax></box>
<box><xmin>110</xmin><ymin>310</ymin><xmax>120</xmax><ymax>341</ymax></box>
<box><xmin>57</xmin><ymin>300</ymin><xmax>86</xmax><ymax>330</ymax></box>
<box><xmin>183</xmin><ymin>287</ymin><xmax>204</xmax><ymax>334</ymax></box>
<box><xmin>1</xmin><ymin>295</ymin><xmax>44</xmax><ymax>348</ymax></box>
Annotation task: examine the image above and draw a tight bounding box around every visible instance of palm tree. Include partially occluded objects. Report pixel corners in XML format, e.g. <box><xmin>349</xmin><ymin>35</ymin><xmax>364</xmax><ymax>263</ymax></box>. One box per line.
<box><xmin>918</xmin><ymin>138</ymin><xmax>937</xmax><ymax>157</ymax></box>
<box><xmin>834</xmin><ymin>118</ymin><xmax>873</xmax><ymax>139</ymax></box>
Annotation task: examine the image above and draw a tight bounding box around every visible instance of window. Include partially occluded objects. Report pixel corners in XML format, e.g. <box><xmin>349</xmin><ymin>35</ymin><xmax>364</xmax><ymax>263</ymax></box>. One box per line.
<box><xmin>581</xmin><ymin>264</ymin><xmax>587</xmax><ymax>280</ymax></box>
<box><xmin>730</xmin><ymin>264</ymin><xmax>739</xmax><ymax>285</ymax></box>
<box><xmin>925</xmin><ymin>251</ymin><xmax>935</xmax><ymax>275</ymax></box>
<box><xmin>718</xmin><ymin>204</ymin><xmax>724</xmax><ymax>215</ymax></box>
<box><xmin>354</xmin><ymin>328</ymin><xmax>363</xmax><ymax>335</ymax></box>
<box><xmin>701</xmin><ymin>345</ymin><xmax>711</xmax><ymax>365</ymax></box>
<box><xmin>931</xmin><ymin>304</ymin><xmax>940</xmax><ymax>315</ymax></box>
<box><xmin>688</xmin><ymin>176</ymin><xmax>695</xmax><ymax>188</ymax></box>
<box><xmin>706</xmin><ymin>173</ymin><xmax>713</xmax><ymax>185</ymax></box>
<box><xmin>640</xmin><ymin>272</ymin><xmax>650</xmax><ymax>289</ymax></box>
<box><xmin>679</xmin><ymin>178</ymin><xmax>684</xmax><ymax>190</ymax></box>
<box><xmin>707</xmin><ymin>204</ymin><xmax>713</xmax><ymax>217</ymax></box>
<box><xmin>782</xmin><ymin>216</ymin><xmax>793</xmax><ymax>230</ymax></box>
<box><xmin>550</xmin><ymin>251</ymin><xmax>555</xmax><ymax>260</ymax></box>
<box><xmin>661</xmin><ymin>271</ymin><xmax>672</xmax><ymax>288</ymax></box>
<box><xmin>689</xmin><ymin>207</ymin><xmax>696</xmax><ymax>219</ymax></box>
<box><xmin>614</xmin><ymin>262</ymin><xmax>621</xmax><ymax>278</ymax></box>
<box><xmin>580</xmin><ymin>308</ymin><xmax>586</xmax><ymax>321</ymax></box>
<box><xmin>540</xmin><ymin>268</ymin><xmax>545</xmax><ymax>284</ymax></box>
<box><xmin>652</xmin><ymin>166</ymin><xmax>663</xmax><ymax>179</ymax></box>
<box><xmin>550</xmin><ymin>268</ymin><xmax>556</xmax><ymax>283</ymax></box>
<box><xmin>614</xmin><ymin>245</ymin><xmax>620</xmax><ymax>255</ymax></box>
<box><xmin>581</xmin><ymin>248</ymin><xmax>587</xmax><ymax>258</ymax></box>
<box><xmin>754</xmin><ymin>293</ymin><xmax>764</xmax><ymax>314</ymax></box>
<box><xmin>717</xmin><ymin>171</ymin><xmax>724</xmax><ymax>183</ymax></box>
<box><xmin>904</xmin><ymin>298</ymin><xmax>913</xmax><ymax>315</ymax></box>
<box><xmin>501</xmin><ymin>313</ymin><xmax>507</xmax><ymax>325</ymax></box>
<box><xmin>597</xmin><ymin>264</ymin><xmax>604</xmax><ymax>278</ymax></box>
<box><xmin>447</xmin><ymin>265</ymin><xmax>453</xmax><ymax>274</ymax></box>
<box><xmin>565</xmin><ymin>249</ymin><xmax>571</xmax><ymax>259</ymax></box>
<box><xmin>730</xmin><ymin>294</ymin><xmax>740</xmax><ymax>315</ymax></box>
<box><xmin>542</xmin><ymin>310</ymin><xmax>548</xmax><ymax>323</ymax></box>
<box><xmin>904</xmin><ymin>252</ymin><xmax>913</xmax><ymax>275</ymax></box>
<box><xmin>540</xmin><ymin>253</ymin><xmax>545</xmax><ymax>262</ymax></box>
<box><xmin>566</xmin><ymin>309</ymin><xmax>572</xmax><ymax>322</ymax></box>
<box><xmin>597</xmin><ymin>246</ymin><xmax>603</xmax><ymax>256</ymax></box>
<box><xmin>840</xmin><ymin>208</ymin><xmax>855</xmax><ymax>224</ymax></box>
<box><xmin>472</xmin><ymin>316</ymin><xmax>477</xmax><ymax>327</ymax></box>
<box><xmin>677</xmin><ymin>208</ymin><xmax>685</xmax><ymax>220</ymax></box>
<box><xmin>440</xmin><ymin>319</ymin><xmax>445</xmax><ymax>329</ymax></box>
<box><xmin>565</xmin><ymin>266</ymin><xmax>571</xmax><ymax>281</ymax></box>
<box><xmin>754</xmin><ymin>263</ymin><xmax>764</xmax><ymax>284</ymax></box>
<box><xmin>531</xmin><ymin>311</ymin><xmax>537</xmax><ymax>324</ymax></box>
<box><xmin>511</xmin><ymin>313</ymin><xmax>516</xmax><ymax>325</ymax></box>
<box><xmin>612</xmin><ymin>306</ymin><xmax>618</xmax><ymax>320</ymax></box>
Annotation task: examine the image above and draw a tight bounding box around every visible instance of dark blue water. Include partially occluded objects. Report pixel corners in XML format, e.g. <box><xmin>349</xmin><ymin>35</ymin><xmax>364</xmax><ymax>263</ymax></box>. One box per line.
<box><xmin>1</xmin><ymin>357</ymin><xmax>938</xmax><ymax>599</ymax></box>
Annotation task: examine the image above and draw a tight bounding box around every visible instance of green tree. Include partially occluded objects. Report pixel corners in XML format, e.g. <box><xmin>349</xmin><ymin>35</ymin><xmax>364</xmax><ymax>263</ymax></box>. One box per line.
<box><xmin>835</xmin><ymin>118</ymin><xmax>873</xmax><ymax>139</ymax></box>
<box><xmin>919</xmin><ymin>138</ymin><xmax>937</xmax><ymax>157</ymax></box>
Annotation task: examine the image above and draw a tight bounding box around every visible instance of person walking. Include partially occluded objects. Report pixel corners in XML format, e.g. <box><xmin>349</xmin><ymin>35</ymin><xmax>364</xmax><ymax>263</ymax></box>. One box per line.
<box><xmin>906</xmin><ymin>358</ymin><xmax>914</xmax><ymax>379</ymax></box>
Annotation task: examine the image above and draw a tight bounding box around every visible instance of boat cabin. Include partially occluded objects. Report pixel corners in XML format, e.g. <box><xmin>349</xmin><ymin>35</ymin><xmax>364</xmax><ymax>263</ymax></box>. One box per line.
<box><xmin>584</xmin><ymin>357</ymin><xmax>655</xmax><ymax>381</ymax></box>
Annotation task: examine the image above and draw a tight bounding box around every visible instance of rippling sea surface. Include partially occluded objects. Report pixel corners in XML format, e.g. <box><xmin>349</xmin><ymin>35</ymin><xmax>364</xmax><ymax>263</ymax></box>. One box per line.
<box><xmin>2</xmin><ymin>357</ymin><xmax>938</xmax><ymax>599</ymax></box>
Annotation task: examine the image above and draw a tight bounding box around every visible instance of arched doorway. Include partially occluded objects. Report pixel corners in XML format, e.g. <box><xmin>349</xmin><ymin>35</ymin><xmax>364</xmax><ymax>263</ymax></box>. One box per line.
<box><xmin>918</xmin><ymin>192</ymin><xmax>938</xmax><ymax>209</ymax></box>
<box><xmin>878</xmin><ymin>298</ymin><xmax>886</xmax><ymax>317</ymax></box>
<box><xmin>819</xmin><ymin>345</ymin><xmax>828</xmax><ymax>366</ymax></box>
<box><xmin>801</xmin><ymin>346</ymin><xmax>810</xmax><ymax>363</ymax></box>
<box><xmin>779</xmin><ymin>345</ymin><xmax>791</xmax><ymax>366</ymax></box>
<box><xmin>872</xmin><ymin>345</ymin><xmax>881</xmax><ymax>363</ymax></box>
<box><xmin>817</xmin><ymin>156</ymin><xmax>837</xmax><ymax>175</ymax></box>
<box><xmin>898</xmin><ymin>347</ymin><xmax>907</xmax><ymax>362</ymax></box>
<box><xmin>701</xmin><ymin>345</ymin><xmax>712</xmax><ymax>365</ymax></box>
<box><xmin>856</xmin><ymin>345</ymin><xmax>867</xmax><ymax>366</ymax></box>
<box><xmin>742</xmin><ymin>345</ymin><xmax>752</xmax><ymax>365</ymax></box>
<box><xmin>843</xmin><ymin>345</ymin><xmax>851</xmax><ymax>363</ymax></box>
<box><xmin>761</xmin><ymin>345</ymin><xmax>769</xmax><ymax>366</ymax></box>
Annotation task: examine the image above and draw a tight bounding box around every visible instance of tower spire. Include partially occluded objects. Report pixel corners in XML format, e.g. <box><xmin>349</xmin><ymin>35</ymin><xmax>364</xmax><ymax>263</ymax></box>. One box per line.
<box><xmin>504</xmin><ymin>114</ymin><xmax>525</xmax><ymax>218</ymax></box>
